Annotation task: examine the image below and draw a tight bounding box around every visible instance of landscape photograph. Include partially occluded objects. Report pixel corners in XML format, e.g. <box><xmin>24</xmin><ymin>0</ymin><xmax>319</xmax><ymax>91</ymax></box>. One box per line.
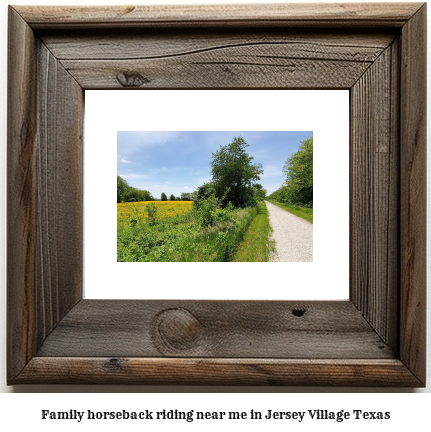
<box><xmin>117</xmin><ymin>131</ymin><xmax>313</xmax><ymax>263</ymax></box>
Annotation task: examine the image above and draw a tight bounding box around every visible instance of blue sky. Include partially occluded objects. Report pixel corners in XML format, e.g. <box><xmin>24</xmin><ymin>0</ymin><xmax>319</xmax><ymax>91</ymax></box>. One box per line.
<box><xmin>117</xmin><ymin>131</ymin><xmax>312</xmax><ymax>199</ymax></box>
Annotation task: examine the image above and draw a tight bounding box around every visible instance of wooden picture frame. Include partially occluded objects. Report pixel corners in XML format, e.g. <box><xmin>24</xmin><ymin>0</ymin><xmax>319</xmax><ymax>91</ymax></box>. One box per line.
<box><xmin>7</xmin><ymin>3</ymin><xmax>426</xmax><ymax>386</ymax></box>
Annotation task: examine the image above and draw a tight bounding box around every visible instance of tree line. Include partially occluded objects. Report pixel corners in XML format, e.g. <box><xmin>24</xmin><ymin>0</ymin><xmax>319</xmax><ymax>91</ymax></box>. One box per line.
<box><xmin>267</xmin><ymin>136</ymin><xmax>313</xmax><ymax>207</ymax></box>
<box><xmin>161</xmin><ymin>192</ymin><xmax>196</xmax><ymax>201</ymax></box>
<box><xmin>117</xmin><ymin>176</ymin><xmax>198</xmax><ymax>203</ymax></box>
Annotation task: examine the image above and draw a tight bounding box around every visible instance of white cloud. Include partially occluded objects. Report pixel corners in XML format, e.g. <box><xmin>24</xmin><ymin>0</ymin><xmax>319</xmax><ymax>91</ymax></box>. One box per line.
<box><xmin>117</xmin><ymin>154</ymin><xmax>130</xmax><ymax>163</ymax></box>
<box><xmin>121</xmin><ymin>174</ymin><xmax>149</xmax><ymax>180</ymax></box>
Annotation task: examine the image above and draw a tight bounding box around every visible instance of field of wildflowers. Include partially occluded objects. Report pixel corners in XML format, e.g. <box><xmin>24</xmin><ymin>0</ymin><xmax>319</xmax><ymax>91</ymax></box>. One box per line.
<box><xmin>117</xmin><ymin>200</ymin><xmax>257</xmax><ymax>262</ymax></box>
<box><xmin>117</xmin><ymin>201</ymin><xmax>193</xmax><ymax>226</ymax></box>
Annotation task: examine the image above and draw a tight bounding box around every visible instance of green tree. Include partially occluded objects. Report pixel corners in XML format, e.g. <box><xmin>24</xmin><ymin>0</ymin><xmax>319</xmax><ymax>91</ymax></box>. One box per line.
<box><xmin>194</xmin><ymin>182</ymin><xmax>216</xmax><ymax>206</ymax></box>
<box><xmin>267</xmin><ymin>185</ymin><xmax>288</xmax><ymax>202</ymax></box>
<box><xmin>210</xmin><ymin>136</ymin><xmax>263</xmax><ymax>208</ymax></box>
<box><xmin>252</xmin><ymin>183</ymin><xmax>267</xmax><ymax>203</ymax></box>
<box><xmin>181</xmin><ymin>192</ymin><xmax>194</xmax><ymax>201</ymax></box>
<box><xmin>117</xmin><ymin>175</ymin><xmax>130</xmax><ymax>203</ymax></box>
<box><xmin>127</xmin><ymin>187</ymin><xmax>153</xmax><ymax>202</ymax></box>
<box><xmin>161</xmin><ymin>192</ymin><xmax>167</xmax><ymax>201</ymax></box>
<box><xmin>134</xmin><ymin>189</ymin><xmax>154</xmax><ymax>202</ymax></box>
<box><xmin>282</xmin><ymin>136</ymin><xmax>313</xmax><ymax>205</ymax></box>
<box><xmin>117</xmin><ymin>175</ymin><xmax>154</xmax><ymax>202</ymax></box>
<box><xmin>169</xmin><ymin>194</ymin><xmax>176</xmax><ymax>201</ymax></box>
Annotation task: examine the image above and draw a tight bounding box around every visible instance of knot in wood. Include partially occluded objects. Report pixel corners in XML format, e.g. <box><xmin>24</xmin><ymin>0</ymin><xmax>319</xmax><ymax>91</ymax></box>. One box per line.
<box><xmin>155</xmin><ymin>308</ymin><xmax>203</xmax><ymax>351</ymax></box>
<box><xmin>116</xmin><ymin>71</ymin><xmax>150</xmax><ymax>87</ymax></box>
<box><xmin>292</xmin><ymin>308</ymin><xmax>306</xmax><ymax>317</ymax></box>
<box><xmin>108</xmin><ymin>358</ymin><xmax>123</xmax><ymax>369</ymax></box>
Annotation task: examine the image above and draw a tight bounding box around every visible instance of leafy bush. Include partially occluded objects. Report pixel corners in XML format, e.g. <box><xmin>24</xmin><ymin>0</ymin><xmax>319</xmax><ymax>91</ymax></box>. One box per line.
<box><xmin>145</xmin><ymin>203</ymin><xmax>158</xmax><ymax>226</ymax></box>
<box><xmin>193</xmin><ymin>193</ymin><xmax>235</xmax><ymax>228</ymax></box>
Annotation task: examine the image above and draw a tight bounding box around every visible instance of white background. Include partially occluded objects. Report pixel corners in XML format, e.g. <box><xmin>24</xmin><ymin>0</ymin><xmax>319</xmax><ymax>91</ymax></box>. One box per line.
<box><xmin>85</xmin><ymin>90</ymin><xmax>349</xmax><ymax>300</ymax></box>
<box><xmin>0</xmin><ymin>0</ymin><xmax>430</xmax><ymax>424</ymax></box>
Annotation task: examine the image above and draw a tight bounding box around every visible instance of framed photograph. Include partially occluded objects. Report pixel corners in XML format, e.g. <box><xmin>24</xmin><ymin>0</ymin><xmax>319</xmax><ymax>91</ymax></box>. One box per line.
<box><xmin>7</xmin><ymin>3</ymin><xmax>426</xmax><ymax>386</ymax></box>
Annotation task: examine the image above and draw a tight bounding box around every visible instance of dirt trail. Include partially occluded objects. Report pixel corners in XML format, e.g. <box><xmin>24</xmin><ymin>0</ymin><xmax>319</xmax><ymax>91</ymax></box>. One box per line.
<box><xmin>265</xmin><ymin>201</ymin><xmax>313</xmax><ymax>262</ymax></box>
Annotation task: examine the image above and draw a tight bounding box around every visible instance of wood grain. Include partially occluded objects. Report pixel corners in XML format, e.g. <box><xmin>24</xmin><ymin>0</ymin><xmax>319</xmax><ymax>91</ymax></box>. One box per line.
<box><xmin>350</xmin><ymin>44</ymin><xmax>399</xmax><ymax>349</ymax></box>
<box><xmin>7</xmin><ymin>6</ymin><xmax>38</xmax><ymax>381</ymax></box>
<box><xmin>7</xmin><ymin>6</ymin><xmax>83</xmax><ymax>383</ymax></box>
<box><xmin>7</xmin><ymin>3</ymin><xmax>427</xmax><ymax>386</ymax></box>
<box><xmin>387</xmin><ymin>38</ymin><xmax>401</xmax><ymax>353</ymax></box>
<box><xmin>399</xmin><ymin>3</ymin><xmax>427</xmax><ymax>385</ymax></box>
<box><xmin>15</xmin><ymin>358</ymin><xmax>423</xmax><ymax>386</ymax></box>
<box><xmin>40</xmin><ymin>30</ymin><xmax>394</xmax><ymax>89</ymax></box>
<box><xmin>36</xmin><ymin>300</ymin><xmax>393</xmax><ymax>359</ymax></box>
<box><xmin>35</xmin><ymin>40</ymin><xmax>84</xmax><ymax>336</ymax></box>
<box><xmin>16</xmin><ymin>3</ymin><xmax>423</xmax><ymax>29</ymax></box>
<box><xmin>60</xmin><ymin>45</ymin><xmax>386</xmax><ymax>90</ymax></box>
<box><xmin>41</xmin><ymin>31</ymin><xmax>395</xmax><ymax>60</ymax></box>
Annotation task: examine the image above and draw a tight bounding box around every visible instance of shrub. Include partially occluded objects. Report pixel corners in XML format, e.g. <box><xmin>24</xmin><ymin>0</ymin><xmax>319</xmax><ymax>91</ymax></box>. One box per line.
<box><xmin>145</xmin><ymin>203</ymin><xmax>158</xmax><ymax>226</ymax></box>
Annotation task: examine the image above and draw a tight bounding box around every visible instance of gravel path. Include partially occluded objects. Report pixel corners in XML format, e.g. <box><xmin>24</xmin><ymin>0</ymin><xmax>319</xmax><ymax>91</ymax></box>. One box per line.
<box><xmin>266</xmin><ymin>201</ymin><xmax>313</xmax><ymax>262</ymax></box>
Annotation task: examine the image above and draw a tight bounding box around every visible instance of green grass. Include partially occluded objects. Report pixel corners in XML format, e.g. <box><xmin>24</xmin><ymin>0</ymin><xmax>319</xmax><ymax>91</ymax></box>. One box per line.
<box><xmin>117</xmin><ymin>205</ymin><xmax>258</xmax><ymax>262</ymax></box>
<box><xmin>267</xmin><ymin>200</ymin><xmax>313</xmax><ymax>223</ymax></box>
<box><xmin>232</xmin><ymin>202</ymin><xmax>276</xmax><ymax>262</ymax></box>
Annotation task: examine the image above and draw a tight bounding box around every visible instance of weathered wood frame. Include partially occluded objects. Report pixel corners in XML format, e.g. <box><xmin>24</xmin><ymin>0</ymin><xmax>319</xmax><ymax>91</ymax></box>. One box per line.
<box><xmin>7</xmin><ymin>3</ymin><xmax>426</xmax><ymax>386</ymax></box>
